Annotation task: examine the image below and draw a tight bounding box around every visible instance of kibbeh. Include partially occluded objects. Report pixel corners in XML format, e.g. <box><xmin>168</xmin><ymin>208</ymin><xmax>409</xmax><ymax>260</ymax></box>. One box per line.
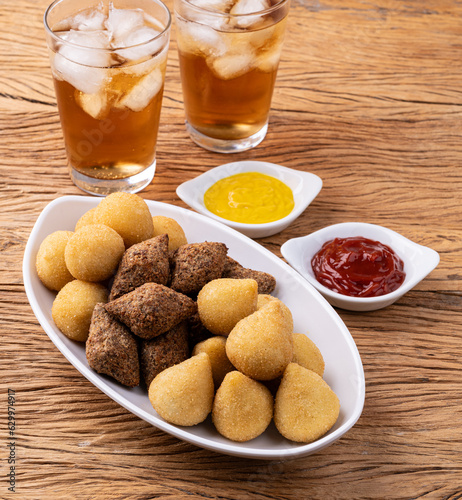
<box><xmin>222</xmin><ymin>256</ymin><xmax>276</xmax><ymax>294</ymax></box>
<box><xmin>109</xmin><ymin>234</ymin><xmax>170</xmax><ymax>300</ymax></box>
<box><xmin>86</xmin><ymin>304</ymin><xmax>140</xmax><ymax>387</ymax></box>
<box><xmin>170</xmin><ymin>242</ymin><xmax>228</xmax><ymax>295</ymax></box>
<box><xmin>140</xmin><ymin>321</ymin><xmax>189</xmax><ymax>388</ymax></box>
<box><xmin>105</xmin><ymin>283</ymin><xmax>197</xmax><ymax>339</ymax></box>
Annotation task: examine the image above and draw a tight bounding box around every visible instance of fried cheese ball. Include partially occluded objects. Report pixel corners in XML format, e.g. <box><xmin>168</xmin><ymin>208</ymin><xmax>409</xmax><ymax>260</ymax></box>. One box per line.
<box><xmin>212</xmin><ymin>371</ymin><xmax>273</xmax><ymax>442</ymax></box>
<box><xmin>64</xmin><ymin>224</ymin><xmax>125</xmax><ymax>282</ymax></box>
<box><xmin>192</xmin><ymin>336</ymin><xmax>234</xmax><ymax>388</ymax></box>
<box><xmin>95</xmin><ymin>192</ymin><xmax>154</xmax><ymax>248</ymax></box>
<box><xmin>52</xmin><ymin>280</ymin><xmax>108</xmax><ymax>342</ymax></box>
<box><xmin>226</xmin><ymin>301</ymin><xmax>294</xmax><ymax>380</ymax></box>
<box><xmin>152</xmin><ymin>215</ymin><xmax>187</xmax><ymax>252</ymax></box>
<box><xmin>197</xmin><ymin>278</ymin><xmax>258</xmax><ymax>336</ymax></box>
<box><xmin>36</xmin><ymin>230</ymin><xmax>74</xmax><ymax>291</ymax></box>
<box><xmin>148</xmin><ymin>352</ymin><xmax>214</xmax><ymax>426</ymax></box>
<box><xmin>75</xmin><ymin>207</ymin><xmax>99</xmax><ymax>231</ymax></box>
<box><xmin>274</xmin><ymin>363</ymin><xmax>340</xmax><ymax>443</ymax></box>
<box><xmin>292</xmin><ymin>333</ymin><xmax>325</xmax><ymax>377</ymax></box>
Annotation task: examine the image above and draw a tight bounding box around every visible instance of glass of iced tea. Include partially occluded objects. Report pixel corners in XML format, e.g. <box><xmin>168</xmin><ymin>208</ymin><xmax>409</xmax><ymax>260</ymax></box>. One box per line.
<box><xmin>44</xmin><ymin>0</ymin><xmax>171</xmax><ymax>195</ymax></box>
<box><xmin>174</xmin><ymin>0</ymin><xmax>290</xmax><ymax>153</ymax></box>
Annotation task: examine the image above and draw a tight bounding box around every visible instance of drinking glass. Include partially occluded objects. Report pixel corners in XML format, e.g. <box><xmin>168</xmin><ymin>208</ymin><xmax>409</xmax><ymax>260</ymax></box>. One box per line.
<box><xmin>44</xmin><ymin>0</ymin><xmax>171</xmax><ymax>195</ymax></box>
<box><xmin>174</xmin><ymin>0</ymin><xmax>290</xmax><ymax>153</ymax></box>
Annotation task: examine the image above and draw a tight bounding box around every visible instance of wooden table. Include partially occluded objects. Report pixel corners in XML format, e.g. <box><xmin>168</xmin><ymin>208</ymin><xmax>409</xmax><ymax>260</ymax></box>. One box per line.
<box><xmin>1</xmin><ymin>0</ymin><xmax>461</xmax><ymax>498</ymax></box>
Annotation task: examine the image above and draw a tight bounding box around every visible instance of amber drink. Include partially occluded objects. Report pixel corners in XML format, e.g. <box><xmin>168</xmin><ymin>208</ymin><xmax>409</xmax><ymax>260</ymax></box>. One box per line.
<box><xmin>174</xmin><ymin>0</ymin><xmax>289</xmax><ymax>153</ymax></box>
<box><xmin>44</xmin><ymin>0</ymin><xmax>171</xmax><ymax>195</ymax></box>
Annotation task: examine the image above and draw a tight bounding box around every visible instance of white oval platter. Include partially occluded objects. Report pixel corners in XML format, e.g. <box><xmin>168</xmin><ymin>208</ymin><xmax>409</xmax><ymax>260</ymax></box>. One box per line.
<box><xmin>23</xmin><ymin>195</ymin><xmax>365</xmax><ymax>460</ymax></box>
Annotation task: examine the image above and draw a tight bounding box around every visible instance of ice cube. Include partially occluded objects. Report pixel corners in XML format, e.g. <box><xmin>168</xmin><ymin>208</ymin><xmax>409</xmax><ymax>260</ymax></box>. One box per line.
<box><xmin>177</xmin><ymin>18</ymin><xmax>227</xmax><ymax>57</ymax></box>
<box><xmin>125</xmin><ymin>26</ymin><xmax>161</xmax><ymax>46</ymax></box>
<box><xmin>59</xmin><ymin>30</ymin><xmax>112</xmax><ymax>66</ymax></box>
<box><xmin>181</xmin><ymin>1</ymin><xmax>230</xmax><ymax>31</ymax></box>
<box><xmin>255</xmin><ymin>45</ymin><xmax>281</xmax><ymax>72</ymax></box>
<box><xmin>189</xmin><ymin>0</ymin><xmax>234</xmax><ymax>13</ymax></box>
<box><xmin>115</xmin><ymin>26</ymin><xmax>163</xmax><ymax>61</ymax></box>
<box><xmin>211</xmin><ymin>51</ymin><xmax>254</xmax><ymax>79</ymax></box>
<box><xmin>54</xmin><ymin>30</ymin><xmax>112</xmax><ymax>93</ymax></box>
<box><xmin>230</xmin><ymin>0</ymin><xmax>270</xmax><ymax>28</ymax></box>
<box><xmin>117</xmin><ymin>68</ymin><xmax>163</xmax><ymax>111</ymax></box>
<box><xmin>66</xmin><ymin>29</ymin><xmax>110</xmax><ymax>48</ymax></box>
<box><xmin>247</xmin><ymin>23</ymin><xmax>276</xmax><ymax>48</ymax></box>
<box><xmin>71</xmin><ymin>7</ymin><xmax>106</xmax><ymax>31</ymax></box>
<box><xmin>76</xmin><ymin>91</ymin><xmax>109</xmax><ymax>119</ymax></box>
<box><xmin>124</xmin><ymin>46</ymin><xmax>168</xmax><ymax>76</ymax></box>
<box><xmin>230</xmin><ymin>0</ymin><xmax>269</xmax><ymax>15</ymax></box>
<box><xmin>105</xmin><ymin>5</ymin><xmax>145</xmax><ymax>47</ymax></box>
<box><xmin>53</xmin><ymin>52</ymin><xmax>107</xmax><ymax>94</ymax></box>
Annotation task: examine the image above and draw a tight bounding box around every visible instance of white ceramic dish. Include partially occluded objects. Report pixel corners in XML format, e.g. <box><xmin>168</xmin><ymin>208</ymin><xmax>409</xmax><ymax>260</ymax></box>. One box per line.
<box><xmin>281</xmin><ymin>222</ymin><xmax>440</xmax><ymax>312</ymax></box>
<box><xmin>23</xmin><ymin>196</ymin><xmax>364</xmax><ymax>460</ymax></box>
<box><xmin>176</xmin><ymin>160</ymin><xmax>322</xmax><ymax>238</ymax></box>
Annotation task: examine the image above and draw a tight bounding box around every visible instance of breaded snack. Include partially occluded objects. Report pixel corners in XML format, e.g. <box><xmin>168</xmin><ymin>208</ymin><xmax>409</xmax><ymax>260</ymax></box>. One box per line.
<box><xmin>256</xmin><ymin>294</ymin><xmax>276</xmax><ymax>309</ymax></box>
<box><xmin>197</xmin><ymin>278</ymin><xmax>258</xmax><ymax>336</ymax></box>
<box><xmin>36</xmin><ymin>230</ymin><xmax>74</xmax><ymax>291</ymax></box>
<box><xmin>186</xmin><ymin>312</ymin><xmax>214</xmax><ymax>351</ymax></box>
<box><xmin>95</xmin><ymin>192</ymin><xmax>154</xmax><ymax>248</ymax></box>
<box><xmin>262</xmin><ymin>317</ymin><xmax>321</xmax><ymax>393</ymax></box>
<box><xmin>105</xmin><ymin>283</ymin><xmax>197</xmax><ymax>339</ymax></box>
<box><xmin>152</xmin><ymin>215</ymin><xmax>187</xmax><ymax>252</ymax></box>
<box><xmin>52</xmin><ymin>280</ymin><xmax>108</xmax><ymax>342</ymax></box>
<box><xmin>222</xmin><ymin>256</ymin><xmax>276</xmax><ymax>295</ymax></box>
<box><xmin>212</xmin><ymin>371</ymin><xmax>273</xmax><ymax>442</ymax></box>
<box><xmin>170</xmin><ymin>242</ymin><xmax>228</xmax><ymax>295</ymax></box>
<box><xmin>192</xmin><ymin>336</ymin><xmax>234</xmax><ymax>388</ymax></box>
<box><xmin>292</xmin><ymin>333</ymin><xmax>325</xmax><ymax>377</ymax></box>
<box><xmin>75</xmin><ymin>207</ymin><xmax>99</xmax><ymax>231</ymax></box>
<box><xmin>274</xmin><ymin>363</ymin><xmax>340</xmax><ymax>443</ymax></box>
<box><xmin>257</xmin><ymin>294</ymin><xmax>293</xmax><ymax>326</ymax></box>
<box><xmin>109</xmin><ymin>234</ymin><xmax>170</xmax><ymax>300</ymax></box>
<box><xmin>226</xmin><ymin>301</ymin><xmax>294</xmax><ymax>380</ymax></box>
<box><xmin>86</xmin><ymin>304</ymin><xmax>140</xmax><ymax>387</ymax></box>
<box><xmin>140</xmin><ymin>321</ymin><xmax>189</xmax><ymax>388</ymax></box>
<box><xmin>64</xmin><ymin>224</ymin><xmax>125</xmax><ymax>282</ymax></box>
<box><xmin>148</xmin><ymin>352</ymin><xmax>214</xmax><ymax>426</ymax></box>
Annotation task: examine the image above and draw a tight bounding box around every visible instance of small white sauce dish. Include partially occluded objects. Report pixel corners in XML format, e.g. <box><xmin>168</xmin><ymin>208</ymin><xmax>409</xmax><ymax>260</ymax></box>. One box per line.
<box><xmin>281</xmin><ymin>222</ymin><xmax>440</xmax><ymax>312</ymax></box>
<box><xmin>176</xmin><ymin>160</ymin><xmax>322</xmax><ymax>238</ymax></box>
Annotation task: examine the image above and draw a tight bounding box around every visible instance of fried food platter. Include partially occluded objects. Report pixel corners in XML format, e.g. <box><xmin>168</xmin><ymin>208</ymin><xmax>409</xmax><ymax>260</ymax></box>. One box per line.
<box><xmin>23</xmin><ymin>195</ymin><xmax>365</xmax><ymax>460</ymax></box>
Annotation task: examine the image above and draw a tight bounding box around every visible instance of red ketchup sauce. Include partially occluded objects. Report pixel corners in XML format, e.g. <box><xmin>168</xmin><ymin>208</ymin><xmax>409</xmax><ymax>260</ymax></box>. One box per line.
<box><xmin>311</xmin><ymin>236</ymin><xmax>406</xmax><ymax>297</ymax></box>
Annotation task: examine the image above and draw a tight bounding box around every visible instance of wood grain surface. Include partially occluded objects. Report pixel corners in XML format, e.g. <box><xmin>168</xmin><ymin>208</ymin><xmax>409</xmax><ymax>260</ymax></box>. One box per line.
<box><xmin>1</xmin><ymin>0</ymin><xmax>462</xmax><ymax>498</ymax></box>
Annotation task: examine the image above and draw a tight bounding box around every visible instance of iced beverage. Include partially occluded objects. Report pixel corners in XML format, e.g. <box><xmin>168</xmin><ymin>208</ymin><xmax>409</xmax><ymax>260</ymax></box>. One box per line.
<box><xmin>44</xmin><ymin>0</ymin><xmax>171</xmax><ymax>195</ymax></box>
<box><xmin>174</xmin><ymin>0</ymin><xmax>290</xmax><ymax>153</ymax></box>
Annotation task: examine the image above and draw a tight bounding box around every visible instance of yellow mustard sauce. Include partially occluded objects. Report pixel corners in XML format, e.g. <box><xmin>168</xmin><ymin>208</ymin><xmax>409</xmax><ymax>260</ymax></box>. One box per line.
<box><xmin>203</xmin><ymin>172</ymin><xmax>295</xmax><ymax>224</ymax></box>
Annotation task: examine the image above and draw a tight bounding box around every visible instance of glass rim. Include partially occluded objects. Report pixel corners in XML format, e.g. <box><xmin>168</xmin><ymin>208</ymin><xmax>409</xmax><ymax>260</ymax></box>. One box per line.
<box><xmin>179</xmin><ymin>0</ymin><xmax>289</xmax><ymax>18</ymax></box>
<box><xmin>44</xmin><ymin>0</ymin><xmax>172</xmax><ymax>52</ymax></box>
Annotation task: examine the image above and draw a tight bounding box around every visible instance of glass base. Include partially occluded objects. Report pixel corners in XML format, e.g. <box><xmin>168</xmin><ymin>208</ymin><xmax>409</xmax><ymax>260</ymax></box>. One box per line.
<box><xmin>69</xmin><ymin>161</ymin><xmax>156</xmax><ymax>196</ymax></box>
<box><xmin>185</xmin><ymin>121</ymin><xmax>268</xmax><ymax>153</ymax></box>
